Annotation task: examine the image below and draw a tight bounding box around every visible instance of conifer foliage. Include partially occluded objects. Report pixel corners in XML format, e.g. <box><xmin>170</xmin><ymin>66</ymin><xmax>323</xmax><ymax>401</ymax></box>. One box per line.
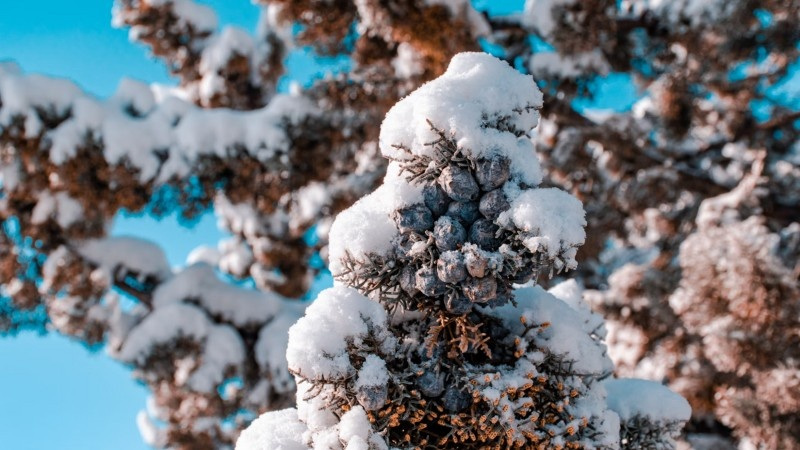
<box><xmin>237</xmin><ymin>53</ymin><xmax>690</xmax><ymax>450</ymax></box>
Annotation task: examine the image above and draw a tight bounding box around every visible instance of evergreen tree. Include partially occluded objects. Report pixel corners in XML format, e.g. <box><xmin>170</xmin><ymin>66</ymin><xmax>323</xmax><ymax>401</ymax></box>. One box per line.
<box><xmin>237</xmin><ymin>53</ymin><xmax>690</xmax><ymax>450</ymax></box>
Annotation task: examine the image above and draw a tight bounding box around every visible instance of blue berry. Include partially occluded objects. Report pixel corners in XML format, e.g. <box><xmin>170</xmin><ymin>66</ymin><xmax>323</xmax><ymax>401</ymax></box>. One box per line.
<box><xmin>436</xmin><ymin>250</ymin><xmax>467</xmax><ymax>283</ymax></box>
<box><xmin>445</xmin><ymin>293</ymin><xmax>472</xmax><ymax>315</ymax></box>
<box><xmin>469</xmin><ymin>219</ymin><xmax>501</xmax><ymax>250</ymax></box>
<box><xmin>423</xmin><ymin>184</ymin><xmax>450</xmax><ymax>217</ymax></box>
<box><xmin>479</xmin><ymin>189</ymin><xmax>510</xmax><ymax>219</ymax></box>
<box><xmin>475</xmin><ymin>155</ymin><xmax>510</xmax><ymax>190</ymax></box>
<box><xmin>433</xmin><ymin>216</ymin><xmax>466</xmax><ymax>251</ymax></box>
<box><xmin>416</xmin><ymin>266</ymin><xmax>446</xmax><ymax>296</ymax></box>
<box><xmin>446</xmin><ymin>201</ymin><xmax>480</xmax><ymax>225</ymax></box>
<box><xmin>416</xmin><ymin>370</ymin><xmax>445</xmax><ymax>397</ymax></box>
<box><xmin>399</xmin><ymin>266</ymin><xmax>418</xmax><ymax>295</ymax></box>
<box><xmin>464</xmin><ymin>276</ymin><xmax>497</xmax><ymax>303</ymax></box>
<box><xmin>438</xmin><ymin>165</ymin><xmax>479</xmax><ymax>202</ymax></box>
<box><xmin>356</xmin><ymin>384</ymin><xmax>388</xmax><ymax>411</ymax></box>
<box><xmin>393</xmin><ymin>204</ymin><xmax>433</xmax><ymax>233</ymax></box>
<box><xmin>442</xmin><ymin>386</ymin><xmax>471</xmax><ymax>412</ymax></box>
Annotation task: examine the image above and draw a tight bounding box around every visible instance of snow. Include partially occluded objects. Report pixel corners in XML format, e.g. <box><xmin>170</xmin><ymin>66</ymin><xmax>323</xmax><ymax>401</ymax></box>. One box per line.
<box><xmin>152</xmin><ymin>263</ymin><xmax>283</xmax><ymax>327</ymax></box>
<box><xmin>167</xmin><ymin>0</ymin><xmax>218</xmax><ymax>31</ymax></box>
<box><xmin>255</xmin><ymin>309</ymin><xmax>304</xmax><ymax>395</ymax></box>
<box><xmin>200</xmin><ymin>26</ymin><xmax>254</xmax><ymax>74</ymax></box>
<box><xmin>494</xmin><ymin>285</ymin><xmax>611</xmax><ymax>375</ymax></box>
<box><xmin>111</xmin><ymin>78</ymin><xmax>157</xmax><ymax>115</ymax></box>
<box><xmin>187</xmin><ymin>323</ymin><xmax>246</xmax><ymax>391</ymax></box>
<box><xmin>529</xmin><ymin>51</ymin><xmax>610</xmax><ymax>79</ymax></box>
<box><xmin>619</xmin><ymin>0</ymin><xmax>735</xmax><ymax>28</ymax></box>
<box><xmin>498</xmin><ymin>187</ymin><xmax>586</xmax><ymax>266</ymax></box>
<box><xmin>186</xmin><ymin>245</ymin><xmax>221</xmax><ymax>266</ymax></box>
<box><xmin>285</xmin><ymin>286</ymin><xmax>394</xmax><ymax>381</ymax></box>
<box><xmin>605</xmin><ymin>378</ymin><xmax>692</xmax><ymax>422</ymax></box>
<box><xmin>218</xmin><ymin>237</ymin><xmax>254</xmax><ymax>276</ymax></box>
<box><xmin>353</xmin><ymin>355</ymin><xmax>389</xmax><ymax>389</ymax></box>
<box><xmin>379</xmin><ymin>52</ymin><xmax>544</xmax><ymax>186</ymax></box>
<box><xmin>30</xmin><ymin>191</ymin><xmax>84</xmax><ymax>228</ymax></box>
<box><xmin>424</xmin><ymin>0</ymin><xmax>490</xmax><ymax>36</ymax></box>
<box><xmin>235</xmin><ymin>408</ymin><xmax>308</xmax><ymax>450</ymax></box>
<box><xmin>548</xmin><ymin>279</ymin><xmax>606</xmax><ymax>339</ymax></box>
<box><xmin>522</xmin><ymin>0</ymin><xmax>575</xmax><ymax>38</ymax></box>
<box><xmin>198</xmin><ymin>26</ymin><xmax>255</xmax><ymax>102</ymax></box>
<box><xmin>79</xmin><ymin>236</ymin><xmax>172</xmax><ymax>280</ymax></box>
<box><xmin>391</xmin><ymin>43</ymin><xmax>424</xmax><ymax>79</ymax></box>
<box><xmin>293</xmin><ymin>182</ymin><xmax>331</xmax><ymax>227</ymax></box>
<box><xmin>0</xmin><ymin>67</ymin><xmax>316</xmax><ymax>183</ymax></box>
<box><xmin>214</xmin><ymin>195</ymin><xmax>265</xmax><ymax>239</ymax></box>
<box><xmin>136</xmin><ymin>410</ymin><xmax>165</xmax><ymax>447</ymax></box>
<box><xmin>0</xmin><ymin>72</ymin><xmax>83</xmax><ymax>131</ymax></box>
<box><xmin>117</xmin><ymin>302</ymin><xmax>209</xmax><ymax>363</ymax></box>
<box><xmin>327</xmin><ymin>166</ymin><xmax>423</xmax><ymax>275</ymax></box>
<box><xmin>337</xmin><ymin>407</ymin><xmax>383</xmax><ymax>450</ymax></box>
<box><xmin>114</xmin><ymin>0</ymin><xmax>218</xmax><ymax>32</ymax></box>
<box><xmin>164</xmin><ymin>94</ymin><xmax>315</xmax><ymax>179</ymax></box>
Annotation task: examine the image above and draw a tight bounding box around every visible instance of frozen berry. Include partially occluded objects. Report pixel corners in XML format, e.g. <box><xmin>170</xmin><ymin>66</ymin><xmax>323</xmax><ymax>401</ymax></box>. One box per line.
<box><xmin>445</xmin><ymin>293</ymin><xmax>472</xmax><ymax>315</ymax></box>
<box><xmin>436</xmin><ymin>251</ymin><xmax>467</xmax><ymax>283</ymax></box>
<box><xmin>393</xmin><ymin>204</ymin><xmax>433</xmax><ymax>233</ymax></box>
<box><xmin>464</xmin><ymin>276</ymin><xmax>497</xmax><ymax>303</ymax></box>
<box><xmin>446</xmin><ymin>201</ymin><xmax>480</xmax><ymax>225</ymax></box>
<box><xmin>416</xmin><ymin>370</ymin><xmax>445</xmax><ymax>397</ymax></box>
<box><xmin>399</xmin><ymin>266</ymin><xmax>418</xmax><ymax>295</ymax></box>
<box><xmin>469</xmin><ymin>219</ymin><xmax>501</xmax><ymax>250</ymax></box>
<box><xmin>443</xmin><ymin>386</ymin><xmax>471</xmax><ymax>412</ymax></box>
<box><xmin>475</xmin><ymin>155</ymin><xmax>510</xmax><ymax>190</ymax></box>
<box><xmin>416</xmin><ymin>266</ymin><xmax>446</xmax><ymax>296</ymax></box>
<box><xmin>463</xmin><ymin>247</ymin><xmax>489</xmax><ymax>278</ymax></box>
<box><xmin>356</xmin><ymin>384</ymin><xmax>388</xmax><ymax>411</ymax></box>
<box><xmin>423</xmin><ymin>184</ymin><xmax>450</xmax><ymax>217</ymax></box>
<box><xmin>433</xmin><ymin>216</ymin><xmax>466</xmax><ymax>251</ymax></box>
<box><xmin>394</xmin><ymin>234</ymin><xmax>415</xmax><ymax>257</ymax></box>
<box><xmin>438</xmin><ymin>165</ymin><xmax>479</xmax><ymax>202</ymax></box>
<box><xmin>479</xmin><ymin>189</ymin><xmax>510</xmax><ymax>219</ymax></box>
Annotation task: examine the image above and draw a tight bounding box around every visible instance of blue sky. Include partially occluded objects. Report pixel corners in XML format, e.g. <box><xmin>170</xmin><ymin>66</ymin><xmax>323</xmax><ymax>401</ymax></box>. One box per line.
<box><xmin>1</xmin><ymin>2</ymin><xmax>254</xmax><ymax>449</ymax></box>
<box><xmin>0</xmin><ymin>1</ymin><xmax>639</xmax><ymax>449</ymax></box>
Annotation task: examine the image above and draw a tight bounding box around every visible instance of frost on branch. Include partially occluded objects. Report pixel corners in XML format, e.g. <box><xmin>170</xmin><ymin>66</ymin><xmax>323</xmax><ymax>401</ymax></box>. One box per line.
<box><xmin>112</xmin><ymin>0</ymin><xmax>285</xmax><ymax>109</ymax></box>
<box><xmin>239</xmin><ymin>53</ymin><xmax>689</xmax><ymax>450</ymax></box>
<box><xmin>499</xmin><ymin>1</ymin><xmax>800</xmax><ymax>445</ymax></box>
<box><xmin>39</xmin><ymin>236</ymin><xmax>305</xmax><ymax>449</ymax></box>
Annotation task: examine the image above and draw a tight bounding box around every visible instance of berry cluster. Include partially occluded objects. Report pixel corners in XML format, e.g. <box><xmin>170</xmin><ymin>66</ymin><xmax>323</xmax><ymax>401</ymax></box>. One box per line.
<box><xmin>237</xmin><ymin>53</ymin><xmax>690</xmax><ymax>450</ymax></box>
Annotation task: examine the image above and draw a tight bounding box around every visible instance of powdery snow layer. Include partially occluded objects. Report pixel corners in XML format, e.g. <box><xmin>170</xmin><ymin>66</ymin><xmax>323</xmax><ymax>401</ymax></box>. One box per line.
<box><xmin>522</xmin><ymin>0</ymin><xmax>576</xmax><ymax>38</ymax></box>
<box><xmin>235</xmin><ymin>408</ymin><xmax>308</xmax><ymax>450</ymax></box>
<box><xmin>0</xmin><ymin>68</ymin><xmax>315</xmax><ymax>183</ymax></box>
<box><xmin>499</xmin><ymin>186</ymin><xmax>586</xmax><ymax>264</ymax></box>
<box><xmin>529</xmin><ymin>51</ymin><xmax>610</xmax><ymax>79</ymax></box>
<box><xmin>379</xmin><ymin>52</ymin><xmax>544</xmax><ymax>186</ymax></box>
<box><xmin>490</xmin><ymin>284</ymin><xmax>613</xmax><ymax>376</ymax></box>
<box><xmin>285</xmin><ymin>286</ymin><xmax>395</xmax><ymax>381</ymax></box>
<box><xmin>327</xmin><ymin>165</ymin><xmax>423</xmax><ymax>275</ymax></box>
<box><xmin>30</xmin><ymin>191</ymin><xmax>84</xmax><ymax>229</ymax></box>
<box><xmin>113</xmin><ymin>0</ymin><xmax>218</xmax><ymax>32</ymax></box>
<box><xmin>619</xmin><ymin>0</ymin><xmax>737</xmax><ymax>28</ymax></box>
<box><xmin>605</xmin><ymin>378</ymin><xmax>692</xmax><ymax>422</ymax></box>
<box><xmin>78</xmin><ymin>236</ymin><xmax>172</xmax><ymax>281</ymax></box>
<box><xmin>117</xmin><ymin>302</ymin><xmax>210</xmax><ymax>363</ymax></box>
<box><xmin>152</xmin><ymin>263</ymin><xmax>285</xmax><ymax>327</ymax></box>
